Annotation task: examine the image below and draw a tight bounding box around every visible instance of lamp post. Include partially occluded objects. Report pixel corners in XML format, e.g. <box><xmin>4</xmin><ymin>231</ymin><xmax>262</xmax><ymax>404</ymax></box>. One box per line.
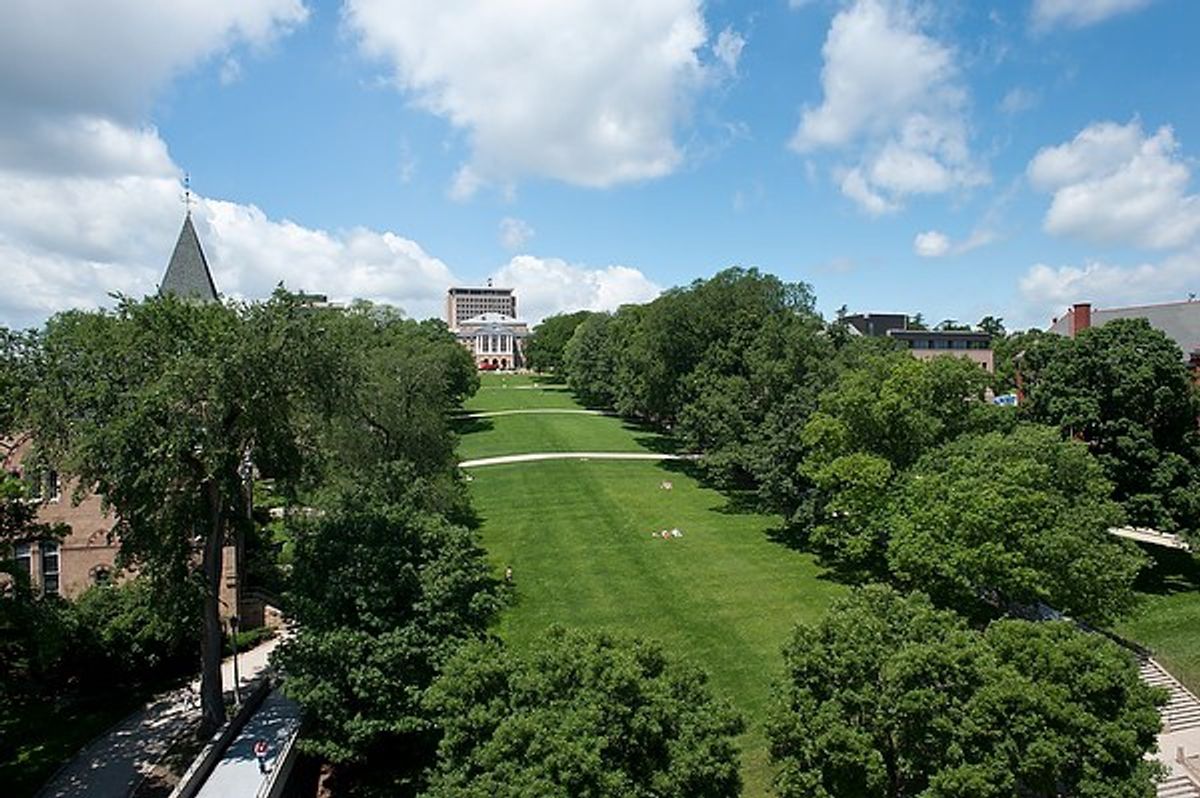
<box><xmin>229</xmin><ymin>614</ymin><xmax>241</xmax><ymax>708</ymax></box>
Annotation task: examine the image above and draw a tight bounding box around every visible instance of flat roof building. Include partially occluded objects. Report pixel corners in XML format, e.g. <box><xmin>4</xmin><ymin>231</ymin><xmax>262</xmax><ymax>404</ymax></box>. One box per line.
<box><xmin>842</xmin><ymin>312</ymin><xmax>994</xmax><ymax>372</ymax></box>
<box><xmin>446</xmin><ymin>283</ymin><xmax>516</xmax><ymax>330</ymax></box>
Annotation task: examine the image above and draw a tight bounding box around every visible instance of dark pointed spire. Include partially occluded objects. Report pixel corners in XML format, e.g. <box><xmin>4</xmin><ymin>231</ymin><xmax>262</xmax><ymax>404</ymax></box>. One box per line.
<box><xmin>159</xmin><ymin>214</ymin><xmax>218</xmax><ymax>302</ymax></box>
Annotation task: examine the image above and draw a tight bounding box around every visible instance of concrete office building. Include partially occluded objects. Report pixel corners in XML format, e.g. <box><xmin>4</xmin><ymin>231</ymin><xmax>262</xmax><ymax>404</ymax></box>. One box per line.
<box><xmin>843</xmin><ymin>312</ymin><xmax>994</xmax><ymax>372</ymax></box>
<box><xmin>446</xmin><ymin>282</ymin><xmax>517</xmax><ymax>328</ymax></box>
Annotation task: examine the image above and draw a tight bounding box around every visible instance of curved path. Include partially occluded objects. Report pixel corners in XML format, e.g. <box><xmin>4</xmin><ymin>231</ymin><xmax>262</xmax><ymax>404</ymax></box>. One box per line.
<box><xmin>454</xmin><ymin>408</ymin><xmax>614</xmax><ymax>419</ymax></box>
<box><xmin>459</xmin><ymin>451</ymin><xmax>699</xmax><ymax>468</ymax></box>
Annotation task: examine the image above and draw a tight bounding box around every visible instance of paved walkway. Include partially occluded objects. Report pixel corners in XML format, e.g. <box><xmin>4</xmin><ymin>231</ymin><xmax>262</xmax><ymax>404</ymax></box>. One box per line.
<box><xmin>1111</xmin><ymin>526</ymin><xmax>1193</xmax><ymax>552</ymax></box>
<box><xmin>459</xmin><ymin>451</ymin><xmax>700</xmax><ymax>468</ymax></box>
<box><xmin>192</xmin><ymin>690</ymin><xmax>301</xmax><ymax>798</ymax></box>
<box><xmin>455</xmin><ymin>408</ymin><xmax>614</xmax><ymax>419</ymax></box>
<box><xmin>37</xmin><ymin>638</ymin><xmax>279</xmax><ymax>798</ymax></box>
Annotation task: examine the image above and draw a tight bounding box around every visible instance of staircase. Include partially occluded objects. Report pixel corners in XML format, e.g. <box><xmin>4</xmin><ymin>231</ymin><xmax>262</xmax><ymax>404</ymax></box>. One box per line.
<box><xmin>1159</xmin><ymin>775</ymin><xmax>1200</xmax><ymax>798</ymax></box>
<box><xmin>1141</xmin><ymin>658</ymin><xmax>1200</xmax><ymax>733</ymax></box>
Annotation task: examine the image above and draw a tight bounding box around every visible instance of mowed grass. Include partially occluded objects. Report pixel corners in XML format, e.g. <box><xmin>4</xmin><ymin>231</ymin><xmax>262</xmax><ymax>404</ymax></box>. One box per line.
<box><xmin>461</xmin><ymin>374</ymin><xmax>845</xmax><ymax>796</ymax></box>
<box><xmin>462</xmin><ymin>374</ymin><xmax>582</xmax><ymax>411</ymax></box>
<box><xmin>454</xmin><ymin>413</ymin><xmax>665</xmax><ymax>461</ymax></box>
<box><xmin>1116</xmin><ymin>547</ymin><xmax>1200</xmax><ymax>693</ymax></box>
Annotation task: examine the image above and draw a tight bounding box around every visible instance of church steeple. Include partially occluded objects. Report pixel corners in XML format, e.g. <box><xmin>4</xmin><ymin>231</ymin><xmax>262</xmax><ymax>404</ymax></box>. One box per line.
<box><xmin>159</xmin><ymin>213</ymin><xmax>218</xmax><ymax>302</ymax></box>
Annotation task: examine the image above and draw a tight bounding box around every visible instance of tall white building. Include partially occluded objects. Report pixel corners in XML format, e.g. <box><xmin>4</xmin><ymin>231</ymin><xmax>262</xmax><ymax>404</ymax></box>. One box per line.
<box><xmin>446</xmin><ymin>284</ymin><xmax>529</xmax><ymax>370</ymax></box>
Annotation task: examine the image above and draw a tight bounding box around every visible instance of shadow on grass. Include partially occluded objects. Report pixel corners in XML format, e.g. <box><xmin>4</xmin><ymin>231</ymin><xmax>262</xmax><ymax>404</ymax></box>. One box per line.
<box><xmin>1132</xmin><ymin>546</ymin><xmax>1200</xmax><ymax>595</ymax></box>
<box><xmin>449</xmin><ymin>416</ymin><xmax>495</xmax><ymax>436</ymax></box>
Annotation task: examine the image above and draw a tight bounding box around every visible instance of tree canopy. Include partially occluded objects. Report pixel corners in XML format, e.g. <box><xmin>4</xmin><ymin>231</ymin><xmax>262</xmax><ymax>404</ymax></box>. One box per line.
<box><xmin>889</xmin><ymin>424</ymin><xmax>1144</xmax><ymax>624</ymax></box>
<box><xmin>1020</xmin><ymin>318</ymin><xmax>1200</xmax><ymax>538</ymax></box>
<box><xmin>769</xmin><ymin>587</ymin><xmax>1163</xmax><ymax>798</ymax></box>
<box><xmin>26</xmin><ymin>292</ymin><xmax>340</xmax><ymax>734</ymax></box>
<box><xmin>276</xmin><ymin>482</ymin><xmax>499</xmax><ymax>779</ymax></box>
<box><xmin>423</xmin><ymin>626</ymin><xmax>744</xmax><ymax>798</ymax></box>
<box><xmin>525</xmin><ymin>311</ymin><xmax>595</xmax><ymax>373</ymax></box>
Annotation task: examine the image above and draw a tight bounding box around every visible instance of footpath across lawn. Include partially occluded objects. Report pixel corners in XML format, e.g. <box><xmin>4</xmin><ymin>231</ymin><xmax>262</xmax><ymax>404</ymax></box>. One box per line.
<box><xmin>460</xmin><ymin>374</ymin><xmax>845</xmax><ymax>796</ymax></box>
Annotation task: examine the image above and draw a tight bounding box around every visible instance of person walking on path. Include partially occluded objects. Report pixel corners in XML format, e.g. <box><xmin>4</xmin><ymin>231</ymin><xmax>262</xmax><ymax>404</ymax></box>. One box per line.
<box><xmin>254</xmin><ymin>739</ymin><xmax>269</xmax><ymax>774</ymax></box>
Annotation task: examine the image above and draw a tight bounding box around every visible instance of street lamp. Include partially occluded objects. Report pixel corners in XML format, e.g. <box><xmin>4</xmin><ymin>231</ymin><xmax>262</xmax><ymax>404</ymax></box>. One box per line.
<box><xmin>229</xmin><ymin>614</ymin><xmax>241</xmax><ymax>708</ymax></box>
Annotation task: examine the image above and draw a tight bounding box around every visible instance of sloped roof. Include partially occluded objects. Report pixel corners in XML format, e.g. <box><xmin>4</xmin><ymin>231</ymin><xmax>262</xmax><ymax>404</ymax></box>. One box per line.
<box><xmin>159</xmin><ymin>215</ymin><xmax>218</xmax><ymax>302</ymax></box>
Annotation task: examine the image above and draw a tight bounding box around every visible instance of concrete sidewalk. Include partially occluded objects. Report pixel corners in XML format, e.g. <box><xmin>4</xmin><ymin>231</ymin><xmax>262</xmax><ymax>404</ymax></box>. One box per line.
<box><xmin>192</xmin><ymin>690</ymin><xmax>301</xmax><ymax>798</ymax></box>
<box><xmin>459</xmin><ymin>451</ymin><xmax>700</xmax><ymax>468</ymax></box>
<box><xmin>37</xmin><ymin>637</ymin><xmax>280</xmax><ymax>798</ymax></box>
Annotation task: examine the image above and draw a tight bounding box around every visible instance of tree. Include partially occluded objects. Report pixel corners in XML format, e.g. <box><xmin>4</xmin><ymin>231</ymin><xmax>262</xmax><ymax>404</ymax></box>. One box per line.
<box><xmin>275</xmin><ymin>480</ymin><xmax>499</xmax><ymax>789</ymax></box>
<box><xmin>525</xmin><ymin>311</ymin><xmax>595</xmax><ymax>374</ymax></box>
<box><xmin>1021</xmin><ymin>318</ymin><xmax>1200</xmax><ymax>538</ymax></box>
<box><xmin>423</xmin><ymin>626</ymin><xmax>744</xmax><ymax>798</ymax></box>
<box><xmin>768</xmin><ymin>587</ymin><xmax>1163</xmax><ymax>798</ymax></box>
<box><xmin>794</xmin><ymin>353</ymin><xmax>1000</xmax><ymax>571</ymax></box>
<box><xmin>888</xmin><ymin>424</ymin><xmax>1144</xmax><ymax>623</ymax></box>
<box><xmin>977</xmin><ymin>315</ymin><xmax>1005</xmax><ymax>338</ymax></box>
<box><xmin>563</xmin><ymin>312</ymin><xmax>622</xmax><ymax>407</ymax></box>
<box><xmin>27</xmin><ymin>293</ymin><xmax>336</xmax><ymax>735</ymax></box>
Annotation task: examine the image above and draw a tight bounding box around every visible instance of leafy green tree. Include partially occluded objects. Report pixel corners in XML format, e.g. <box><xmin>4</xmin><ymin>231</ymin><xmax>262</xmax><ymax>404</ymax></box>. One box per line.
<box><xmin>526</xmin><ymin>311</ymin><xmax>595</xmax><ymax>373</ymax></box>
<box><xmin>1021</xmin><ymin>318</ymin><xmax>1200</xmax><ymax>538</ymax></box>
<box><xmin>768</xmin><ymin>587</ymin><xmax>1163</xmax><ymax>798</ymax></box>
<box><xmin>794</xmin><ymin>353</ymin><xmax>1000</xmax><ymax>571</ymax></box>
<box><xmin>423</xmin><ymin>626</ymin><xmax>743</xmax><ymax>798</ymax></box>
<box><xmin>27</xmin><ymin>293</ymin><xmax>336</xmax><ymax>735</ymax></box>
<box><xmin>276</xmin><ymin>480</ymin><xmax>499</xmax><ymax>788</ymax></box>
<box><xmin>563</xmin><ymin>312</ymin><xmax>623</xmax><ymax>407</ymax></box>
<box><xmin>888</xmin><ymin>425</ymin><xmax>1144</xmax><ymax>623</ymax></box>
<box><xmin>977</xmin><ymin>315</ymin><xmax>1006</xmax><ymax>338</ymax></box>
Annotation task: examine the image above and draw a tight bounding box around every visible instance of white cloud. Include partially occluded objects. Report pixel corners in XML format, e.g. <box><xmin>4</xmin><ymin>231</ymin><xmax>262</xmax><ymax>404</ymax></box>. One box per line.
<box><xmin>792</xmin><ymin>0</ymin><xmax>984</xmax><ymax>213</ymax></box>
<box><xmin>714</xmin><ymin>27</ymin><xmax>746</xmax><ymax>73</ymax></box>
<box><xmin>912</xmin><ymin>227</ymin><xmax>995</xmax><ymax>258</ymax></box>
<box><xmin>499</xmin><ymin>217</ymin><xmax>534</xmax><ymax>251</ymax></box>
<box><xmin>1019</xmin><ymin>250</ymin><xmax>1200</xmax><ymax>323</ymax></box>
<box><xmin>491</xmin><ymin>256</ymin><xmax>661</xmax><ymax>325</ymax></box>
<box><xmin>344</xmin><ymin>0</ymin><xmax>713</xmax><ymax>192</ymax></box>
<box><xmin>913</xmin><ymin>230</ymin><xmax>950</xmax><ymax>257</ymax></box>
<box><xmin>0</xmin><ymin>0</ymin><xmax>307</xmax><ymax>121</ymax></box>
<box><xmin>1028</xmin><ymin>120</ymin><xmax>1200</xmax><ymax>249</ymax></box>
<box><xmin>1031</xmin><ymin>0</ymin><xmax>1154</xmax><ymax>31</ymax></box>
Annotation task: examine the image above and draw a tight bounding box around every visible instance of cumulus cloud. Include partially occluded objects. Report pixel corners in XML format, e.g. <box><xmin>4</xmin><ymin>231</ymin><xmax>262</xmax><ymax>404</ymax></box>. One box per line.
<box><xmin>1031</xmin><ymin>0</ymin><xmax>1154</xmax><ymax>31</ymax></box>
<box><xmin>792</xmin><ymin>0</ymin><xmax>984</xmax><ymax>214</ymax></box>
<box><xmin>912</xmin><ymin>227</ymin><xmax>995</xmax><ymax>258</ymax></box>
<box><xmin>344</xmin><ymin>0</ymin><xmax>713</xmax><ymax>192</ymax></box>
<box><xmin>491</xmin><ymin>256</ymin><xmax>661</xmax><ymax>325</ymax></box>
<box><xmin>1028</xmin><ymin>120</ymin><xmax>1200</xmax><ymax>249</ymax></box>
<box><xmin>0</xmin><ymin>0</ymin><xmax>307</xmax><ymax>121</ymax></box>
<box><xmin>1019</xmin><ymin>250</ymin><xmax>1200</xmax><ymax>323</ymax></box>
<box><xmin>913</xmin><ymin>230</ymin><xmax>950</xmax><ymax>257</ymax></box>
<box><xmin>499</xmin><ymin>217</ymin><xmax>534</xmax><ymax>251</ymax></box>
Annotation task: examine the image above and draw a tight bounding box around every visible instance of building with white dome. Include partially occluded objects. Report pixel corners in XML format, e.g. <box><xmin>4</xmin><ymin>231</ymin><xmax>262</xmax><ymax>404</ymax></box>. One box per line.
<box><xmin>446</xmin><ymin>285</ymin><xmax>529</xmax><ymax>370</ymax></box>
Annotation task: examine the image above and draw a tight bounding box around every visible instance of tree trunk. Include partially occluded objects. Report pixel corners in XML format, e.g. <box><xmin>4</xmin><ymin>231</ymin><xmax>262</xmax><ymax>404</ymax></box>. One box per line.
<box><xmin>198</xmin><ymin>479</ymin><xmax>227</xmax><ymax>737</ymax></box>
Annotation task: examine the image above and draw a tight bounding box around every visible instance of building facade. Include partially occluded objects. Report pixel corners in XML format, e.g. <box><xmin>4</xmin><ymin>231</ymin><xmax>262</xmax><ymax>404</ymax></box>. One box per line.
<box><xmin>446</xmin><ymin>285</ymin><xmax>529</xmax><ymax>370</ymax></box>
<box><xmin>446</xmin><ymin>283</ymin><xmax>517</xmax><ymax>328</ymax></box>
<box><xmin>843</xmin><ymin>312</ymin><xmax>995</xmax><ymax>372</ymax></box>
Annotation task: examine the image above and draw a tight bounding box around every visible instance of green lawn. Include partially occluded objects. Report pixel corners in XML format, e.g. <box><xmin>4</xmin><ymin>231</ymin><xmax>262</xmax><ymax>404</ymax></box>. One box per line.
<box><xmin>462</xmin><ymin>374</ymin><xmax>582</xmax><ymax>412</ymax></box>
<box><xmin>1116</xmin><ymin>547</ymin><xmax>1200</xmax><ymax>693</ymax></box>
<box><xmin>454</xmin><ymin>413</ymin><xmax>670</xmax><ymax>461</ymax></box>
<box><xmin>461</xmin><ymin>374</ymin><xmax>845</xmax><ymax>796</ymax></box>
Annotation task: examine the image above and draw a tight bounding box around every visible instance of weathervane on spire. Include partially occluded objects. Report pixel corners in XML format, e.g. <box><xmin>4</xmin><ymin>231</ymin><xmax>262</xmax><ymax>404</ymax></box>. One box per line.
<box><xmin>182</xmin><ymin>172</ymin><xmax>193</xmax><ymax>217</ymax></box>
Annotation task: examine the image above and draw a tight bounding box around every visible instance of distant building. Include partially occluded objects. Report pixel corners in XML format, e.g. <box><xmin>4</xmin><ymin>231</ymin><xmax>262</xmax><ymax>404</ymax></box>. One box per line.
<box><xmin>843</xmin><ymin>312</ymin><xmax>994</xmax><ymax>372</ymax></box>
<box><xmin>446</xmin><ymin>282</ymin><xmax>517</xmax><ymax>329</ymax></box>
<box><xmin>446</xmin><ymin>284</ymin><xmax>529</xmax><ymax>370</ymax></box>
<box><xmin>1049</xmin><ymin>301</ymin><xmax>1200</xmax><ymax>374</ymax></box>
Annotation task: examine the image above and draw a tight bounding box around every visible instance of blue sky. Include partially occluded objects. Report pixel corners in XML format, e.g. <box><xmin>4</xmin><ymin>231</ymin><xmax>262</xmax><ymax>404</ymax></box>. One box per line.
<box><xmin>2</xmin><ymin>0</ymin><xmax>1199</xmax><ymax>330</ymax></box>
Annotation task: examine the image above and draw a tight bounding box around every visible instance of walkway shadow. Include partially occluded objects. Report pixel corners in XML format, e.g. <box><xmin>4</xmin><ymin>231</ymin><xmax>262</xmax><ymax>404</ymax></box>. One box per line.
<box><xmin>1132</xmin><ymin>546</ymin><xmax>1200</xmax><ymax>595</ymax></box>
<box><xmin>449</xmin><ymin>416</ymin><xmax>495</xmax><ymax>436</ymax></box>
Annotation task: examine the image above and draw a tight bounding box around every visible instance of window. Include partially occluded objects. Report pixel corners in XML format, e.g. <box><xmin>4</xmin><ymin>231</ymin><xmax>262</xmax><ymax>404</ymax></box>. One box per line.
<box><xmin>14</xmin><ymin>542</ymin><xmax>32</xmax><ymax>584</ymax></box>
<box><xmin>45</xmin><ymin>470</ymin><xmax>60</xmax><ymax>502</ymax></box>
<box><xmin>40</xmin><ymin>541</ymin><xmax>60</xmax><ymax>596</ymax></box>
